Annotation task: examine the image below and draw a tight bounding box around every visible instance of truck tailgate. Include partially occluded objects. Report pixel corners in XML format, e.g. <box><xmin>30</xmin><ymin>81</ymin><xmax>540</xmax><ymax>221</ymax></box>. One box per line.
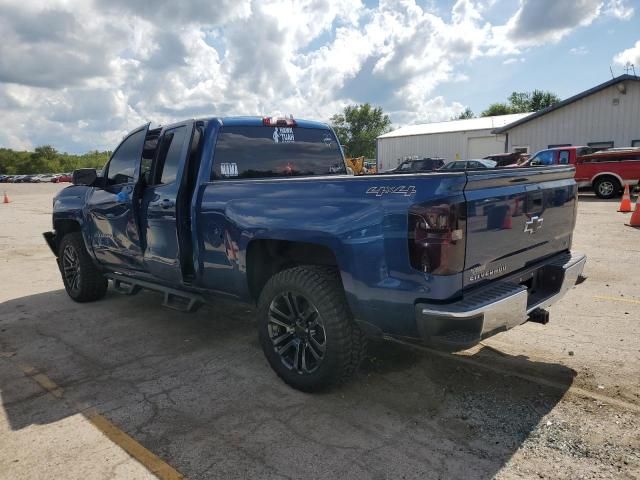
<box><xmin>463</xmin><ymin>166</ymin><xmax>577</xmax><ymax>289</ymax></box>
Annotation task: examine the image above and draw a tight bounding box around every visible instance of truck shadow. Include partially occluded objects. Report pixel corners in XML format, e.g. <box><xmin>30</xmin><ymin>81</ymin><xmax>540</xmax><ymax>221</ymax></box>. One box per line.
<box><xmin>0</xmin><ymin>288</ymin><xmax>576</xmax><ymax>479</ymax></box>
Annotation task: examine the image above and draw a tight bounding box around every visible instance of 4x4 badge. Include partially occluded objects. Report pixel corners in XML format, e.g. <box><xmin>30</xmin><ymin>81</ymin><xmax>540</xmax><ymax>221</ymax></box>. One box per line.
<box><xmin>366</xmin><ymin>186</ymin><xmax>416</xmax><ymax>197</ymax></box>
<box><xmin>524</xmin><ymin>216</ymin><xmax>543</xmax><ymax>234</ymax></box>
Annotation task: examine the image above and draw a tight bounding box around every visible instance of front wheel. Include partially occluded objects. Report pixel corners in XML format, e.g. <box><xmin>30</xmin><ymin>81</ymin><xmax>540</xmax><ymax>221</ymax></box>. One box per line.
<box><xmin>593</xmin><ymin>176</ymin><xmax>621</xmax><ymax>199</ymax></box>
<box><xmin>58</xmin><ymin>232</ymin><xmax>108</xmax><ymax>302</ymax></box>
<box><xmin>257</xmin><ymin>266</ymin><xmax>366</xmax><ymax>392</ymax></box>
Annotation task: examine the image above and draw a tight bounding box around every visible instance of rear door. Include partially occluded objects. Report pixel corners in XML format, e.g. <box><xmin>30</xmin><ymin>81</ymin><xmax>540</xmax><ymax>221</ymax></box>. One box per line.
<box><xmin>139</xmin><ymin>121</ymin><xmax>195</xmax><ymax>284</ymax></box>
<box><xmin>463</xmin><ymin>166</ymin><xmax>577</xmax><ymax>289</ymax></box>
<box><xmin>197</xmin><ymin>123</ymin><xmax>344</xmax><ymax>295</ymax></box>
<box><xmin>85</xmin><ymin>125</ymin><xmax>149</xmax><ymax>269</ymax></box>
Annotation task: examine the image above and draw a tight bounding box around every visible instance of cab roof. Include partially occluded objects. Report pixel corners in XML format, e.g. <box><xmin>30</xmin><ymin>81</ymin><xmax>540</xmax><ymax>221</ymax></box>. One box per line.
<box><xmin>215</xmin><ymin>116</ymin><xmax>330</xmax><ymax>129</ymax></box>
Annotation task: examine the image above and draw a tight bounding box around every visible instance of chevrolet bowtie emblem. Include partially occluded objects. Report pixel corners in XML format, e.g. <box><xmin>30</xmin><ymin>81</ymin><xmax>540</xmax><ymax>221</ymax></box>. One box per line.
<box><xmin>524</xmin><ymin>216</ymin><xmax>544</xmax><ymax>234</ymax></box>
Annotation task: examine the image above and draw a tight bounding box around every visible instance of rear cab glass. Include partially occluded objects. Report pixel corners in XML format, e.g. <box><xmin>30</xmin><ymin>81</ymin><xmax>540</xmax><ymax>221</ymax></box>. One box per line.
<box><xmin>212</xmin><ymin>126</ymin><xmax>345</xmax><ymax>180</ymax></box>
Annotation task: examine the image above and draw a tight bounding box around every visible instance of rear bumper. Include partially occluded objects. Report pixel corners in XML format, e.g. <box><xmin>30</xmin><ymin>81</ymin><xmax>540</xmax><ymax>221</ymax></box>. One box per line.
<box><xmin>414</xmin><ymin>251</ymin><xmax>586</xmax><ymax>350</ymax></box>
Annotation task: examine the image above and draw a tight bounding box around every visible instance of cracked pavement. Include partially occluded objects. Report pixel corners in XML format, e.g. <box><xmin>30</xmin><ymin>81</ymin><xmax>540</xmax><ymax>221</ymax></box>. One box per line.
<box><xmin>1</xmin><ymin>183</ymin><xmax>639</xmax><ymax>479</ymax></box>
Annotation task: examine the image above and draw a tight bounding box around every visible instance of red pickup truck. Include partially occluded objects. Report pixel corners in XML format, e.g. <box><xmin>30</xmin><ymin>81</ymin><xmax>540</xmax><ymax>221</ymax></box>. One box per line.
<box><xmin>527</xmin><ymin>147</ymin><xmax>640</xmax><ymax>199</ymax></box>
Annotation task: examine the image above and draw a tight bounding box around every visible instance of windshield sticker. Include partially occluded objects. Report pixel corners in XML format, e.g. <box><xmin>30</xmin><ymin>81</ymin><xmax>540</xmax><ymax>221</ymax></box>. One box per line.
<box><xmin>322</xmin><ymin>133</ymin><xmax>333</xmax><ymax>146</ymax></box>
<box><xmin>273</xmin><ymin>127</ymin><xmax>295</xmax><ymax>143</ymax></box>
<box><xmin>220</xmin><ymin>162</ymin><xmax>238</xmax><ymax>177</ymax></box>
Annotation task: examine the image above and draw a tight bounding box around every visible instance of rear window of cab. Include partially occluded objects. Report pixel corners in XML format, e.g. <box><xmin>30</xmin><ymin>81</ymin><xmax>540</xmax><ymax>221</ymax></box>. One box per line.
<box><xmin>212</xmin><ymin>126</ymin><xmax>345</xmax><ymax>180</ymax></box>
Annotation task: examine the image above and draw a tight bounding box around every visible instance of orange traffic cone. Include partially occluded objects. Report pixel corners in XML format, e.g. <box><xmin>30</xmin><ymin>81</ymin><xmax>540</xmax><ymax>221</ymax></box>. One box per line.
<box><xmin>626</xmin><ymin>200</ymin><xmax>640</xmax><ymax>228</ymax></box>
<box><xmin>502</xmin><ymin>205</ymin><xmax>512</xmax><ymax>229</ymax></box>
<box><xmin>618</xmin><ymin>184</ymin><xmax>632</xmax><ymax>212</ymax></box>
<box><xmin>2</xmin><ymin>191</ymin><xmax>9</xmax><ymax>204</ymax></box>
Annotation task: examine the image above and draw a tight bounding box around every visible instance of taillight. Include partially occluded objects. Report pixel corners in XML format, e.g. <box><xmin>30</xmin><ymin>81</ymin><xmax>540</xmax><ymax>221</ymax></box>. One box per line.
<box><xmin>262</xmin><ymin>115</ymin><xmax>297</xmax><ymax>127</ymax></box>
<box><xmin>408</xmin><ymin>202</ymin><xmax>465</xmax><ymax>274</ymax></box>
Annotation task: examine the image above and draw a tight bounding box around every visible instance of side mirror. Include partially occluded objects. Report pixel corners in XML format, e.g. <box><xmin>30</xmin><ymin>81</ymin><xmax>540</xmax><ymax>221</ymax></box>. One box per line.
<box><xmin>72</xmin><ymin>168</ymin><xmax>97</xmax><ymax>186</ymax></box>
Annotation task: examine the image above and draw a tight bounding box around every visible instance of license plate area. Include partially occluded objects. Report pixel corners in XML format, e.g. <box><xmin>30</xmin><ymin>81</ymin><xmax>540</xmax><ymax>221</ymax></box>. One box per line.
<box><xmin>519</xmin><ymin>264</ymin><xmax>565</xmax><ymax>309</ymax></box>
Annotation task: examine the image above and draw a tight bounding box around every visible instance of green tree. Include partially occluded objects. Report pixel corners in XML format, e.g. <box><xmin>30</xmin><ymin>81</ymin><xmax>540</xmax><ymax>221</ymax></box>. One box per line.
<box><xmin>528</xmin><ymin>89</ymin><xmax>560</xmax><ymax>111</ymax></box>
<box><xmin>330</xmin><ymin>103</ymin><xmax>392</xmax><ymax>158</ymax></box>
<box><xmin>454</xmin><ymin>107</ymin><xmax>474</xmax><ymax>120</ymax></box>
<box><xmin>481</xmin><ymin>90</ymin><xmax>561</xmax><ymax>116</ymax></box>
<box><xmin>506</xmin><ymin>92</ymin><xmax>531</xmax><ymax>113</ymax></box>
<box><xmin>481</xmin><ymin>103</ymin><xmax>512</xmax><ymax>117</ymax></box>
<box><xmin>0</xmin><ymin>146</ymin><xmax>111</xmax><ymax>175</ymax></box>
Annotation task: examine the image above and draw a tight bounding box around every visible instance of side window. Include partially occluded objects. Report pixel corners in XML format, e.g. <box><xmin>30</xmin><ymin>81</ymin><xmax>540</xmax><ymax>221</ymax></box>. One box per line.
<box><xmin>140</xmin><ymin>130</ymin><xmax>161</xmax><ymax>184</ymax></box>
<box><xmin>106</xmin><ymin>129</ymin><xmax>146</xmax><ymax>185</ymax></box>
<box><xmin>154</xmin><ymin>126</ymin><xmax>187</xmax><ymax>185</ymax></box>
<box><xmin>530</xmin><ymin>150</ymin><xmax>554</xmax><ymax>166</ymax></box>
<box><xmin>558</xmin><ymin>150</ymin><xmax>570</xmax><ymax>164</ymax></box>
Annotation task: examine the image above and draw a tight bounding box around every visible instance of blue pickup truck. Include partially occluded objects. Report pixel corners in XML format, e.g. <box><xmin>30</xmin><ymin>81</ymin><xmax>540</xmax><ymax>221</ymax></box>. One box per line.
<box><xmin>44</xmin><ymin>116</ymin><xmax>586</xmax><ymax>391</ymax></box>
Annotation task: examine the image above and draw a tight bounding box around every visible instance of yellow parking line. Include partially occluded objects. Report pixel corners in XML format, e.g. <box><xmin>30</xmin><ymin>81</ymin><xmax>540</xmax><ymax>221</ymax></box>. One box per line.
<box><xmin>12</xmin><ymin>363</ymin><xmax>185</xmax><ymax>480</ymax></box>
<box><xmin>87</xmin><ymin>412</ymin><xmax>185</xmax><ymax>480</ymax></box>
<box><xmin>594</xmin><ymin>295</ymin><xmax>640</xmax><ymax>305</ymax></box>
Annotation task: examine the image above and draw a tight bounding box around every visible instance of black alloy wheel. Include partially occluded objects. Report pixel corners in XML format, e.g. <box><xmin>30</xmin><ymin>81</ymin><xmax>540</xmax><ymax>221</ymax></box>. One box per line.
<box><xmin>62</xmin><ymin>243</ymin><xmax>82</xmax><ymax>295</ymax></box>
<box><xmin>267</xmin><ymin>291</ymin><xmax>327</xmax><ymax>374</ymax></box>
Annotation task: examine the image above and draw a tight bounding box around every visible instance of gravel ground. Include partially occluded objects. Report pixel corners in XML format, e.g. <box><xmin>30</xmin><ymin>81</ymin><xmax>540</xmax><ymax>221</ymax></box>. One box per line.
<box><xmin>0</xmin><ymin>183</ymin><xmax>638</xmax><ymax>479</ymax></box>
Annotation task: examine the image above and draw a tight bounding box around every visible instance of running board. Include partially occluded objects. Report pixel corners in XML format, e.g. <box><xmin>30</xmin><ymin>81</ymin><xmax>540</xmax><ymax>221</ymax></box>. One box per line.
<box><xmin>105</xmin><ymin>273</ymin><xmax>204</xmax><ymax>313</ymax></box>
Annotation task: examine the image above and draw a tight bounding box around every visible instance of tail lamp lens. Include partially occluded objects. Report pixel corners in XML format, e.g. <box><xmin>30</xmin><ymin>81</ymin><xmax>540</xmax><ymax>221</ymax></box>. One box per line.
<box><xmin>408</xmin><ymin>202</ymin><xmax>465</xmax><ymax>274</ymax></box>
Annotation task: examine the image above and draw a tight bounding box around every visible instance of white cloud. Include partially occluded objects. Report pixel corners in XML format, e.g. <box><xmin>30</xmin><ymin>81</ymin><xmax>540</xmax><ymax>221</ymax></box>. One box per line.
<box><xmin>503</xmin><ymin>57</ymin><xmax>525</xmax><ymax>64</ymax></box>
<box><xmin>604</xmin><ymin>0</ymin><xmax>635</xmax><ymax>19</ymax></box>
<box><xmin>503</xmin><ymin>0</ymin><xmax>602</xmax><ymax>46</ymax></box>
<box><xmin>569</xmin><ymin>46</ymin><xmax>589</xmax><ymax>55</ymax></box>
<box><xmin>0</xmin><ymin>0</ymin><xmax>633</xmax><ymax>152</ymax></box>
<box><xmin>614</xmin><ymin>40</ymin><xmax>640</xmax><ymax>67</ymax></box>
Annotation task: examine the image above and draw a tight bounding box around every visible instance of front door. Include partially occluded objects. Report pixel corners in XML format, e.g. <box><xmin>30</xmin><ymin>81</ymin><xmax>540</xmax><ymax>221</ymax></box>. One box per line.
<box><xmin>85</xmin><ymin>125</ymin><xmax>149</xmax><ymax>270</ymax></box>
<box><xmin>140</xmin><ymin>121</ymin><xmax>194</xmax><ymax>284</ymax></box>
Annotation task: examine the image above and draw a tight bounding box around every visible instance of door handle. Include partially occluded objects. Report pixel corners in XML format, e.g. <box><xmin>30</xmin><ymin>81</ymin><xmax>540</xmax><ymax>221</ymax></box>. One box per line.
<box><xmin>160</xmin><ymin>199</ymin><xmax>175</xmax><ymax>209</ymax></box>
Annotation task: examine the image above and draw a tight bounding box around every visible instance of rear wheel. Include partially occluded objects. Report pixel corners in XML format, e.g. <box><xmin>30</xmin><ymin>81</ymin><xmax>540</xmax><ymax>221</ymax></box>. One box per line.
<box><xmin>257</xmin><ymin>266</ymin><xmax>366</xmax><ymax>392</ymax></box>
<box><xmin>58</xmin><ymin>232</ymin><xmax>108</xmax><ymax>302</ymax></box>
<box><xmin>593</xmin><ymin>176</ymin><xmax>621</xmax><ymax>199</ymax></box>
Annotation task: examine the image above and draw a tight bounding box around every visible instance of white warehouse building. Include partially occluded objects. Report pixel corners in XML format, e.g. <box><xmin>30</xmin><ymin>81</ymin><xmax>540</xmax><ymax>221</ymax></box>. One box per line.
<box><xmin>376</xmin><ymin>113</ymin><xmax>531</xmax><ymax>172</ymax></box>
<box><xmin>376</xmin><ymin>74</ymin><xmax>640</xmax><ymax>173</ymax></box>
<box><xmin>493</xmin><ymin>75</ymin><xmax>640</xmax><ymax>153</ymax></box>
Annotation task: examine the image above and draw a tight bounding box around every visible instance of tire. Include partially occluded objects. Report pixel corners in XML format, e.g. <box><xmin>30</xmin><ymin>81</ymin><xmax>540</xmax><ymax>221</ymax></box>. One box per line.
<box><xmin>257</xmin><ymin>266</ymin><xmax>367</xmax><ymax>392</ymax></box>
<box><xmin>58</xmin><ymin>232</ymin><xmax>108</xmax><ymax>302</ymax></box>
<box><xmin>593</xmin><ymin>176</ymin><xmax>621</xmax><ymax>199</ymax></box>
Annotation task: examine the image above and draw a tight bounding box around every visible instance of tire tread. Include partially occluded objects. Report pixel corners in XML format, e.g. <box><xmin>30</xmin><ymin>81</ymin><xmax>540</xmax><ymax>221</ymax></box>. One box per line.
<box><xmin>258</xmin><ymin>265</ymin><xmax>366</xmax><ymax>391</ymax></box>
<box><xmin>58</xmin><ymin>232</ymin><xmax>108</xmax><ymax>302</ymax></box>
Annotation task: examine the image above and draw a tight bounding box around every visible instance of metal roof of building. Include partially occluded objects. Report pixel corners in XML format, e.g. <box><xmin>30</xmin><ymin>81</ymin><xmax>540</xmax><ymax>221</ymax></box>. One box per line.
<box><xmin>377</xmin><ymin>112</ymin><xmax>532</xmax><ymax>139</ymax></box>
<box><xmin>493</xmin><ymin>74</ymin><xmax>640</xmax><ymax>133</ymax></box>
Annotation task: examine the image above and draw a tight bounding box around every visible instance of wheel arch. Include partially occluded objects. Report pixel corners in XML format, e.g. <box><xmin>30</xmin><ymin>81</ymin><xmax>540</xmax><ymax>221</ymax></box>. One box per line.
<box><xmin>246</xmin><ymin>239</ymin><xmax>341</xmax><ymax>303</ymax></box>
<box><xmin>591</xmin><ymin>172</ymin><xmax>623</xmax><ymax>187</ymax></box>
<box><xmin>53</xmin><ymin>219</ymin><xmax>82</xmax><ymax>253</ymax></box>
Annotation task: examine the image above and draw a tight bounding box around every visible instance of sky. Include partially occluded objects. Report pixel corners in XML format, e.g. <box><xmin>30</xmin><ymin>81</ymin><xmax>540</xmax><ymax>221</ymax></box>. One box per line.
<box><xmin>0</xmin><ymin>0</ymin><xmax>638</xmax><ymax>153</ymax></box>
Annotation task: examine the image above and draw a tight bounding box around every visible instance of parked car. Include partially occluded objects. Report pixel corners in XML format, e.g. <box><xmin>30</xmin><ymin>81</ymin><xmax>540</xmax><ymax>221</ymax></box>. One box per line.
<box><xmin>527</xmin><ymin>146</ymin><xmax>640</xmax><ymax>198</ymax></box>
<box><xmin>390</xmin><ymin>157</ymin><xmax>445</xmax><ymax>173</ymax></box>
<box><xmin>44</xmin><ymin>115</ymin><xmax>586</xmax><ymax>392</ymax></box>
<box><xmin>53</xmin><ymin>173</ymin><xmax>73</xmax><ymax>183</ymax></box>
<box><xmin>438</xmin><ymin>159</ymin><xmax>497</xmax><ymax>170</ymax></box>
